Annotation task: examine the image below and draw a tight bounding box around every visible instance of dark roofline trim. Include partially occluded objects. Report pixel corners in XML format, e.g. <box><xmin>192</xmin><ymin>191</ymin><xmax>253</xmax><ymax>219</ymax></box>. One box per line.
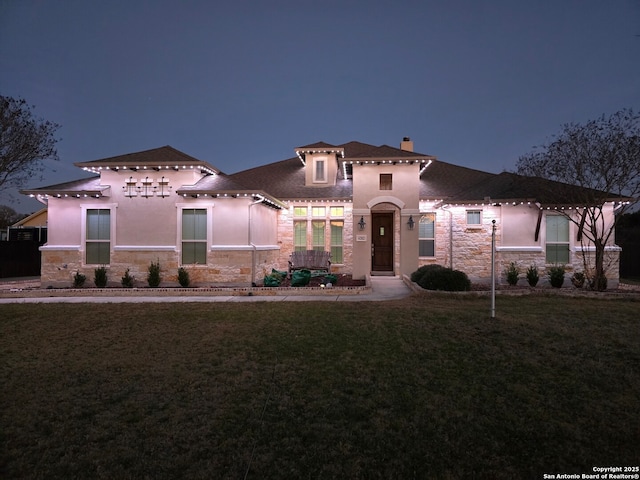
<box><xmin>295</xmin><ymin>147</ymin><xmax>345</xmax><ymax>166</ymax></box>
<box><xmin>23</xmin><ymin>190</ymin><xmax>107</xmax><ymax>199</ymax></box>
<box><xmin>78</xmin><ymin>163</ymin><xmax>218</xmax><ymax>176</ymax></box>
<box><xmin>174</xmin><ymin>189</ymin><xmax>286</xmax><ymax>209</ymax></box>
<box><xmin>439</xmin><ymin>199</ymin><xmax>632</xmax><ymax>211</ymax></box>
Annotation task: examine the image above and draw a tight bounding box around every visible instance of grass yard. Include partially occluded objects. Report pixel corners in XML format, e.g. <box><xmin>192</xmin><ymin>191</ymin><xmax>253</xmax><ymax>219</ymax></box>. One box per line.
<box><xmin>1</xmin><ymin>294</ymin><xmax>638</xmax><ymax>479</ymax></box>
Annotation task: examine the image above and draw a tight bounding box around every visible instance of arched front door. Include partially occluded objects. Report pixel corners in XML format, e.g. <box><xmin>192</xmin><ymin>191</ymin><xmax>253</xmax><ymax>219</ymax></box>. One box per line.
<box><xmin>371</xmin><ymin>212</ymin><xmax>394</xmax><ymax>272</ymax></box>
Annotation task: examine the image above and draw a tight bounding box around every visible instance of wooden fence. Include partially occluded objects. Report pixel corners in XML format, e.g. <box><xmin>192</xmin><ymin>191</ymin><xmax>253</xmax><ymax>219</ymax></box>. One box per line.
<box><xmin>0</xmin><ymin>241</ymin><xmax>41</xmax><ymax>278</ymax></box>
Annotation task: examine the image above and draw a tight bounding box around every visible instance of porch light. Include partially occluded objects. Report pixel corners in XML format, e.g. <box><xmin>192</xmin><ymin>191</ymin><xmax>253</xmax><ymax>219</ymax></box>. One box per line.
<box><xmin>358</xmin><ymin>216</ymin><xmax>366</xmax><ymax>230</ymax></box>
<box><xmin>407</xmin><ymin>215</ymin><xmax>415</xmax><ymax>230</ymax></box>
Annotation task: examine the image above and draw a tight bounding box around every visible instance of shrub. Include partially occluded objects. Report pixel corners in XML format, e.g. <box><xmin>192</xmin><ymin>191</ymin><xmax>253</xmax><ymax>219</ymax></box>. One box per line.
<box><xmin>548</xmin><ymin>265</ymin><xmax>565</xmax><ymax>288</ymax></box>
<box><xmin>588</xmin><ymin>275</ymin><xmax>607</xmax><ymax>291</ymax></box>
<box><xmin>526</xmin><ymin>265</ymin><xmax>539</xmax><ymax>287</ymax></box>
<box><xmin>504</xmin><ymin>262</ymin><xmax>519</xmax><ymax>286</ymax></box>
<box><xmin>147</xmin><ymin>260</ymin><xmax>161</xmax><ymax>287</ymax></box>
<box><xmin>416</xmin><ymin>266</ymin><xmax>471</xmax><ymax>292</ymax></box>
<box><xmin>73</xmin><ymin>271</ymin><xmax>86</xmax><ymax>288</ymax></box>
<box><xmin>571</xmin><ymin>271</ymin><xmax>585</xmax><ymax>289</ymax></box>
<box><xmin>94</xmin><ymin>266</ymin><xmax>108</xmax><ymax>288</ymax></box>
<box><xmin>411</xmin><ymin>264</ymin><xmax>446</xmax><ymax>284</ymax></box>
<box><xmin>121</xmin><ymin>268</ymin><xmax>135</xmax><ymax>288</ymax></box>
<box><xmin>177</xmin><ymin>267</ymin><xmax>190</xmax><ymax>287</ymax></box>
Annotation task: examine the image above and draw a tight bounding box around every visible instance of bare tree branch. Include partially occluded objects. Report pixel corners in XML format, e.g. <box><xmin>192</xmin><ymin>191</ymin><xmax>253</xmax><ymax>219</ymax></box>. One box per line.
<box><xmin>516</xmin><ymin>108</ymin><xmax>640</xmax><ymax>290</ymax></box>
<box><xmin>0</xmin><ymin>95</ymin><xmax>60</xmax><ymax>192</ymax></box>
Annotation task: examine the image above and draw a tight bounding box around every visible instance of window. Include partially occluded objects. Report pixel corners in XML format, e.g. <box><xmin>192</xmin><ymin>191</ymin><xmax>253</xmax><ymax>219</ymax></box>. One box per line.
<box><xmin>312</xmin><ymin>220</ymin><xmax>325</xmax><ymax>251</ymax></box>
<box><xmin>466</xmin><ymin>210</ymin><xmax>482</xmax><ymax>225</ymax></box>
<box><xmin>86</xmin><ymin>209</ymin><xmax>110</xmax><ymax>264</ymax></box>
<box><xmin>182</xmin><ymin>209</ymin><xmax>207</xmax><ymax>264</ymax></box>
<box><xmin>380</xmin><ymin>174</ymin><xmax>392</xmax><ymax>190</ymax></box>
<box><xmin>546</xmin><ymin>215</ymin><xmax>570</xmax><ymax>264</ymax></box>
<box><xmin>313</xmin><ymin>158</ymin><xmax>326</xmax><ymax>182</ymax></box>
<box><xmin>330</xmin><ymin>220</ymin><xmax>343</xmax><ymax>263</ymax></box>
<box><xmin>294</xmin><ymin>205</ymin><xmax>343</xmax><ymax>257</ymax></box>
<box><xmin>330</xmin><ymin>206</ymin><xmax>344</xmax><ymax>217</ymax></box>
<box><xmin>419</xmin><ymin>213</ymin><xmax>435</xmax><ymax>257</ymax></box>
<box><xmin>312</xmin><ymin>206</ymin><xmax>326</xmax><ymax>217</ymax></box>
<box><xmin>294</xmin><ymin>221</ymin><xmax>306</xmax><ymax>252</ymax></box>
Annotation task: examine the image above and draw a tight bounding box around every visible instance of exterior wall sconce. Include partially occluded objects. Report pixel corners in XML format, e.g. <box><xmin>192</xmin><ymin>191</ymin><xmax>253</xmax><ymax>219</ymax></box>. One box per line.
<box><xmin>358</xmin><ymin>216</ymin><xmax>366</xmax><ymax>230</ymax></box>
<box><xmin>407</xmin><ymin>215</ymin><xmax>415</xmax><ymax>230</ymax></box>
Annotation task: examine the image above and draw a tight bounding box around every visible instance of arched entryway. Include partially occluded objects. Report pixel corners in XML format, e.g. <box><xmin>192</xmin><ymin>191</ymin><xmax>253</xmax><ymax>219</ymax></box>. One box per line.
<box><xmin>371</xmin><ymin>211</ymin><xmax>394</xmax><ymax>273</ymax></box>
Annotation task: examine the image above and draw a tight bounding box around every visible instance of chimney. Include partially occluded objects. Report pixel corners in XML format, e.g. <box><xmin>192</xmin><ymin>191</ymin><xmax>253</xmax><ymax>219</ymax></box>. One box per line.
<box><xmin>400</xmin><ymin>136</ymin><xmax>413</xmax><ymax>152</ymax></box>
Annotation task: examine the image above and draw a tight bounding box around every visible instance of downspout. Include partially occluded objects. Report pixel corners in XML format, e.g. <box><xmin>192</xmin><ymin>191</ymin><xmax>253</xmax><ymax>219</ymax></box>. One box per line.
<box><xmin>442</xmin><ymin>205</ymin><xmax>453</xmax><ymax>269</ymax></box>
<box><xmin>35</xmin><ymin>196</ymin><xmax>49</xmax><ymax>244</ymax></box>
<box><xmin>248</xmin><ymin>195</ymin><xmax>264</xmax><ymax>286</ymax></box>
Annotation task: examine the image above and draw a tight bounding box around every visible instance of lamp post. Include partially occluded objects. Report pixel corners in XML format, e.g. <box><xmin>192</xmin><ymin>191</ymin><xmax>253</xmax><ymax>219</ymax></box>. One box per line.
<box><xmin>491</xmin><ymin>219</ymin><xmax>496</xmax><ymax>319</ymax></box>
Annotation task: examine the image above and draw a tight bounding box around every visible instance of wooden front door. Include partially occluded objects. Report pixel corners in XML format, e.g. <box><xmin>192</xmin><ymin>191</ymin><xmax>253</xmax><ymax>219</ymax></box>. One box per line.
<box><xmin>371</xmin><ymin>213</ymin><xmax>394</xmax><ymax>272</ymax></box>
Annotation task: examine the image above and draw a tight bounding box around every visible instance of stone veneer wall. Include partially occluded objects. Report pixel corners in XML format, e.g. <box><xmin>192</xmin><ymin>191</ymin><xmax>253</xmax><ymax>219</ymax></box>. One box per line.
<box><xmin>497</xmin><ymin>249</ymin><xmax>620</xmax><ymax>288</ymax></box>
<box><xmin>41</xmin><ymin>248</ymin><xmax>281</xmax><ymax>288</ymax></box>
<box><xmin>275</xmin><ymin>203</ymin><xmax>353</xmax><ymax>274</ymax></box>
<box><xmin>416</xmin><ymin>205</ymin><xmax>621</xmax><ymax>287</ymax></box>
<box><xmin>417</xmin><ymin>206</ymin><xmax>500</xmax><ymax>282</ymax></box>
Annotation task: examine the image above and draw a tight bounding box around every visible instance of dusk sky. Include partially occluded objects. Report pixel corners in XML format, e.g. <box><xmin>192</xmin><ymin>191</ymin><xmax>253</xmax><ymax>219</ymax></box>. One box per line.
<box><xmin>1</xmin><ymin>0</ymin><xmax>639</xmax><ymax>213</ymax></box>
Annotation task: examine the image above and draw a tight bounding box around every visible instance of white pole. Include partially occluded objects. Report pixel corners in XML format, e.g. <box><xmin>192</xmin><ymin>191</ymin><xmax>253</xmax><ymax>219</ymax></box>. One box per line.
<box><xmin>491</xmin><ymin>219</ymin><xmax>496</xmax><ymax>319</ymax></box>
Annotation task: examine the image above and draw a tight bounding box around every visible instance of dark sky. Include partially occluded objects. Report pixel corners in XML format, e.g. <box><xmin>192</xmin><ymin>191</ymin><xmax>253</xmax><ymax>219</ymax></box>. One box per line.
<box><xmin>1</xmin><ymin>0</ymin><xmax>639</xmax><ymax>213</ymax></box>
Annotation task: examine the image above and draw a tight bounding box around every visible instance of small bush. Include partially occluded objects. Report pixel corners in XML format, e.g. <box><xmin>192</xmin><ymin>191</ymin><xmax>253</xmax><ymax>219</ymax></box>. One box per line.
<box><xmin>411</xmin><ymin>264</ymin><xmax>446</xmax><ymax>284</ymax></box>
<box><xmin>589</xmin><ymin>275</ymin><xmax>607</xmax><ymax>291</ymax></box>
<box><xmin>147</xmin><ymin>260</ymin><xmax>161</xmax><ymax>287</ymax></box>
<box><xmin>526</xmin><ymin>265</ymin><xmax>539</xmax><ymax>287</ymax></box>
<box><xmin>73</xmin><ymin>271</ymin><xmax>86</xmax><ymax>288</ymax></box>
<box><xmin>415</xmin><ymin>266</ymin><xmax>470</xmax><ymax>292</ymax></box>
<box><xmin>121</xmin><ymin>268</ymin><xmax>135</xmax><ymax>288</ymax></box>
<box><xmin>548</xmin><ymin>265</ymin><xmax>565</xmax><ymax>288</ymax></box>
<box><xmin>94</xmin><ymin>266</ymin><xmax>108</xmax><ymax>288</ymax></box>
<box><xmin>571</xmin><ymin>271</ymin><xmax>585</xmax><ymax>289</ymax></box>
<box><xmin>505</xmin><ymin>262</ymin><xmax>519</xmax><ymax>286</ymax></box>
<box><xmin>177</xmin><ymin>267</ymin><xmax>190</xmax><ymax>287</ymax></box>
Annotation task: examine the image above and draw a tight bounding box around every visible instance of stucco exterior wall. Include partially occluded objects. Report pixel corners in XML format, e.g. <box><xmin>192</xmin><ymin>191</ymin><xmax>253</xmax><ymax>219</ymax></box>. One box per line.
<box><xmin>40</xmin><ymin>169</ymin><xmax>282</xmax><ymax>286</ymax></box>
<box><xmin>351</xmin><ymin>163</ymin><xmax>420</xmax><ymax>279</ymax></box>
<box><xmin>46</xmin><ymin>199</ymin><xmax>83</xmax><ymax>246</ymax></box>
<box><xmin>352</xmin><ymin>164</ymin><xmax>419</xmax><ymax>209</ymax></box>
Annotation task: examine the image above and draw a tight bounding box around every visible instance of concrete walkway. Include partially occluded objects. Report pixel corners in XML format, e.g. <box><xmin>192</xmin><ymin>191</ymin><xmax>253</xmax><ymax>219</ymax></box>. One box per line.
<box><xmin>0</xmin><ymin>275</ymin><xmax>412</xmax><ymax>304</ymax></box>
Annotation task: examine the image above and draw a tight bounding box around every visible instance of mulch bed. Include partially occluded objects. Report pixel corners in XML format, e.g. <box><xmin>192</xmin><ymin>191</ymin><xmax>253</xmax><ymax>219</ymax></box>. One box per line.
<box><xmin>278</xmin><ymin>274</ymin><xmax>365</xmax><ymax>288</ymax></box>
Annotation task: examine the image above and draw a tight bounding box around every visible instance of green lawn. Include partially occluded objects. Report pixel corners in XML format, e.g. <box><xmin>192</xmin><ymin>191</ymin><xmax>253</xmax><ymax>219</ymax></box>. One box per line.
<box><xmin>1</xmin><ymin>294</ymin><xmax>638</xmax><ymax>479</ymax></box>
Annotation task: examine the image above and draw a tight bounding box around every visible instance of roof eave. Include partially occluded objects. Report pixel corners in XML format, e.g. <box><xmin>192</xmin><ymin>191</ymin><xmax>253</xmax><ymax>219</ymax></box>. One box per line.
<box><xmin>75</xmin><ymin>161</ymin><xmax>219</xmax><ymax>176</ymax></box>
<box><xmin>174</xmin><ymin>188</ymin><xmax>287</xmax><ymax>209</ymax></box>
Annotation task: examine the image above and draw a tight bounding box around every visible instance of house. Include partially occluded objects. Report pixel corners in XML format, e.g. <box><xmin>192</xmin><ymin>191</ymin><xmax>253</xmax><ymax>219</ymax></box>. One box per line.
<box><xmin>7</xmin><ymin>207</ymin><xmax>48</xmax><ymax>243</ymax></box>
<box><xmin>21</xmin><ymin>139</ymin><xmax>624</xmax><ymax>288</ymax></box>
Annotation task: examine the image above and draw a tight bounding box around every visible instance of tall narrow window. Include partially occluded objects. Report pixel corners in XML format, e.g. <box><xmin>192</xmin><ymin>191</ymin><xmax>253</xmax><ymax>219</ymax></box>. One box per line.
<box><xmin>312</xmin><ymin>220</ymin><xmax>325</xmax><ymax>251</ymax></box>
<box><xmin>330</xmin><ymin>220</ymin><xmax>343</xmax><ymax>264</ymax></box>
<box><xmin>313</xmin><ymin>158</ymin><xmax>326</xmax><ymax>182</ymax></box>
<box><xmin>419</xmin><ymin>213</ymin><xmax>435</xmax><ymax>257</ymax></box>
<box><xmin>294</xmin><ymin>221</ymin><xmax>307</xmax><ymax>252</ymax></box>
<box><xmin>182</xmin><ymin>209</ymin><xmax>207</xmax><ymax>264</ymax></box>
<box><xmin>86</xmin><ymin>209</ymin><xmax>110</xmax><ymax>264</ymax></box>
<box><xmin>380</xmin><ymin>174</ymin><xmax>392</xmax><ymax>190</ymax></box>
<box><xmin>546</xmin><ymin>215</ymin><xmax>570</xmax><ymax>264</ymax></box>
